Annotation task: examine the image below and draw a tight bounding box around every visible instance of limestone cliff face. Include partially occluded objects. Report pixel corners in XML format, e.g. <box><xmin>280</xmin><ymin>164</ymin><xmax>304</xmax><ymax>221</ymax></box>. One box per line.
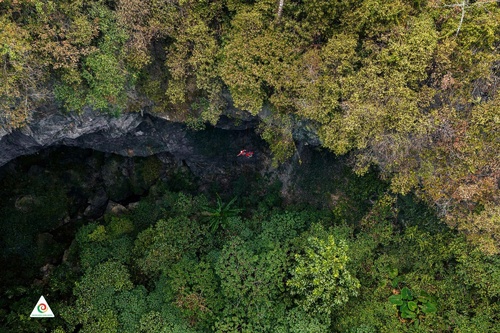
<box><xmin>0</xmin><ymin>105</ymin><xmax>320</xmax><ymax>172</ymax></box>
<box><xmin>0</xmin><ymin>107</ymin><xmax>272</xmax><ymax>187</ymax></box>
<box><xmin>0</xmin><ymin>107</ymin><xmax>186</xmax><ymax>167</ymax></box>
<box><xmin>0</xmin><ymin>105</ymin><xmax>326</xmax><ymax>231</ymax></box>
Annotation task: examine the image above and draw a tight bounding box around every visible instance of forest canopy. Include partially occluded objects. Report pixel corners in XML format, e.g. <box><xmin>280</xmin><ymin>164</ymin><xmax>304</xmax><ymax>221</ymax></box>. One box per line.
<box><xmin>0</xmin><ymin>0</ymin><xmax>499</xmax><ymax>252</ymax></box>
<box><xmin>2</xmin><ymin>177</ymin><xmax>500</xmax><ymax>332</ymax></box>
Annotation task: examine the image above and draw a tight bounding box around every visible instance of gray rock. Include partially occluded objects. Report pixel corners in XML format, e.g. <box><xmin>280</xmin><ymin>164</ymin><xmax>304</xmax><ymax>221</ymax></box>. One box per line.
<box><xmin>105</xmin><ymin>201</ymin><xmax>129</xmax><ymax>216</ymax></box>
<box><xmin>0</xmin><ymin>100</ymin><xmax>321</xmax><ymax>170</ymax></box>
<box><xmin>126</xmin><ymin>202</ymin><xmax>140</xmax><ymax>210</ymax></box>
<box><xmin>84</xmin><ymin>187</ymin><xmax>109</xmax><ymax>218</ymax></box>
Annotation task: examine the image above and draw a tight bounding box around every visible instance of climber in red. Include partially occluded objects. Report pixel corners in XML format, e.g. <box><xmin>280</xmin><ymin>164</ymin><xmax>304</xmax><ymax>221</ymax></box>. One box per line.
<box><xmin>237</xmin><ymin>149</ymin><xmax>254</xmax><ymax>158</ymax></box>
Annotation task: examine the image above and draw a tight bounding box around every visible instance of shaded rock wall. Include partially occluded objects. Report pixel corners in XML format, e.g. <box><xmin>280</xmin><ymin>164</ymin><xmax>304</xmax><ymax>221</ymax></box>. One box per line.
<box><xmin>0</xmin><ymin>107</ymin><xmax>186</xmax><ymax>166</ymax></box>
<box><xmin>2</xmin><ymin>109</ymin><xmax>292</xmax><ymax>210</ymax></box>
<box><xmin>0</xmin><ymin>105</ymin><xmax>321</xmax><ymax>171</ymax></box>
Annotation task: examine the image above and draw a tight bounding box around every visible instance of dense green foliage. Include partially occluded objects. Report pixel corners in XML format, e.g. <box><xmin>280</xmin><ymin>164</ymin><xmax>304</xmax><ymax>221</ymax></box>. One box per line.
<box><xmin>0</xmin><ymin>0</ymin><xmax>498</xmax><ymax>252</ymax></box>
<box><xmin>0</xmin><ymin>0</ymin><xmax>499</xmax><ymax>328</ymax></box>
<box><xmin>1</xmin><ymin>170</ymin><xmax>499</xmax><ymax>332</ymax></box>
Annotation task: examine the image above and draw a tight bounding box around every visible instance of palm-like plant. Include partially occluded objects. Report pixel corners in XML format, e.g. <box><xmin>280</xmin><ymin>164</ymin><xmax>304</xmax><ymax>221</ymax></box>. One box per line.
<box><xmin>202</xmin><ymin>195</ymin><xmax>242</xmax><ymax>233</ymax></box>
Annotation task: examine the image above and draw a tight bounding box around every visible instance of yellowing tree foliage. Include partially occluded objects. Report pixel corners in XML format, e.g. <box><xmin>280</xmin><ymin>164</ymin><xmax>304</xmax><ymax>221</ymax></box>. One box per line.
<box><xmin>0</xmin><ymin>0</ymin><xmax>498</xmax><ymax>252</ymax></box>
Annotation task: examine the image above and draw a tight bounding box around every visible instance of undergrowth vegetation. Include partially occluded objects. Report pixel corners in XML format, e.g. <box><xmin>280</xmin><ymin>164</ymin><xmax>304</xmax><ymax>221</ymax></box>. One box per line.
<box><xmin>1</xmin><ymin>168</ymin><xmax>498</xmax><ymax>332</ymax></box>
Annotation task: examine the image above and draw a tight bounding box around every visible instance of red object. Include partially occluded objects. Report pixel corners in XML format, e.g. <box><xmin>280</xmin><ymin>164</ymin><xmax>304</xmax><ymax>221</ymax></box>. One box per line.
<box><xmin>237</xmin><ymin>149</ymin><xmax>254</xmax><ymax>158</ymax></box>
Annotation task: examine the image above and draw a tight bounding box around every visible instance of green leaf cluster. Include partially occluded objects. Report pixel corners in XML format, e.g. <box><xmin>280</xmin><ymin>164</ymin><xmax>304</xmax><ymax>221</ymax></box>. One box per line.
<box><xmin>389</xmin><ymin>287</ymin><xmax>437</xmax><ymax>321</ymax></box>
<box><xmin>288</xmin><ymin>232</ymin><xmax>360</xmax><ymax>319</ymax></box>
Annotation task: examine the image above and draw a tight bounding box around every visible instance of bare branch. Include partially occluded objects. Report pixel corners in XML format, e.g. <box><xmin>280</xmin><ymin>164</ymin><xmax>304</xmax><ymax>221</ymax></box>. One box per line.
<box><xmin>456</xmin><ymin>0</ymin><xmax>466</xmax><ymax>36</ymax></box>
<box><xmin>443</xmin><ymin>0</ymin><xmax>499</xmax><ymax>7</ymax></box>
<box><xmin>277</xmin><ymin>0</ymin><xmax>284</xmax><ymax>20</ymax></box>
<box><xmin>441</xmin><ymin>0</ymin><xmax>500</xmax><ymax>36</ymax></box>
